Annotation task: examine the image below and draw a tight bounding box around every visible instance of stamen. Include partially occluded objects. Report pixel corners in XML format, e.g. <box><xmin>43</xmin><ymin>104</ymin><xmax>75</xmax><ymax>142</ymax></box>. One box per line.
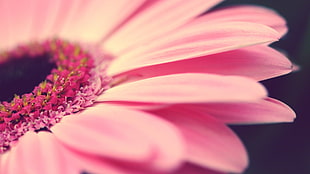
<box><xmin>0</xmin><ymin>39</ymin><xmax>108</xmax><ymax>153</ymax></box>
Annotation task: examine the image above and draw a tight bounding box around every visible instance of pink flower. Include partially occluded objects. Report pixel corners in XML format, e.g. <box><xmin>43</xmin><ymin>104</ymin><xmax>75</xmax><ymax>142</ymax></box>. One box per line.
<box><xmin>0</xmin><ymin>1</ymin><xmax>295</xmax><ymax>174</ymax></box>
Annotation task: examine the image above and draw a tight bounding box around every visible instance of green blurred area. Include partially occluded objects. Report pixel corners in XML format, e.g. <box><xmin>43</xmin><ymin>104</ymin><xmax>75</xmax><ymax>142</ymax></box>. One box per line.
<box><xmin>216</xmin><ymin>1</ymin><xmax>310</xmax><ymax>174</ymax></box>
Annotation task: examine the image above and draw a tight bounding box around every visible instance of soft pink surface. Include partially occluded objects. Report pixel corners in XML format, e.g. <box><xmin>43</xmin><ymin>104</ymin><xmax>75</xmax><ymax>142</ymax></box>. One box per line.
<box><xmin>192</xmin><ymin>5</ymin><xmax>288</xmax><ymax>36</ymax></box>
<box><xmin>115</xmin><ymin>45</ymin><xmax>292</xmax><ymax>82</ymax></box>
<box><xmin>58</xmin><ymin>0</ymin><xmax>146</xmax><ymax>42</ymax></box>
<box><xmin>0</xmin><ymin>0</ymin><xmax>296</xmax><ymax>174</ymax></box>
<box><xmin>52</xmin><ymin>104</ymin><xmax>185</xmax><ymax>171</ymax></box>
<box><xmin>0</xmin><ymin>0</ymin><xmax>36</xmax><ymax>49</ymax></box>
<box><xmin>106</xmin><ymin>21</ymin><xmax>280</xmax><ymax>76</ymax></box>
<box><xmin>194</xmin><ymin>97</ymin><xmax>296</xmax><ymax>124</ymax></box>
<box><xmin>172</xmin><ymin>163</ymin><xmax>226</xmax><ymax>174</ymax></box>
<box><xmin>103</xmin><ymin>0</ymin><xmax>224</xmax><ymax>55</ymax></box>
<box><xmin>151</xmin><ymin>106</ymin><xmax>248</xmax><ymax>173</ymax></box>
<box><xmin>1</xmin><ymin>132</ymin><xmax>79</xmax><ymax>174</ymax></box>
<box><xmin>98</xmin><ymin>73</ymin><xmax>267</xmax><ymax>103</ymax></box>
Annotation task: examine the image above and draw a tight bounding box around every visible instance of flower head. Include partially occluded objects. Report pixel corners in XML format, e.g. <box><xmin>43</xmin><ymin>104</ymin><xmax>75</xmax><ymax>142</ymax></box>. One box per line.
<box><xmin>0</xmin><ymin>1</ymin><xmax>295</xmax><ymax>174</ymax></box>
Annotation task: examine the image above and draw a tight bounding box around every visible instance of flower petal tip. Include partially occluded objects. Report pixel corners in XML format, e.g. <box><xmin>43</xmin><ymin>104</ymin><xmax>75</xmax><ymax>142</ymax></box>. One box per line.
<box><xmin>292</xmin><ymin>63</ymin><xmax>301</xmax><ymax>72</ymax></box>
<box><xmin>266</xmin><ymin>98</ymin><xmax>296</xmax><ymax>123</ymax></box>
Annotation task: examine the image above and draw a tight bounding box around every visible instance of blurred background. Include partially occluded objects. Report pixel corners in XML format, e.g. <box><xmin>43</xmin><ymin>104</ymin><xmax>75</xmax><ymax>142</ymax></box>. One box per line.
<box><xmin>216</xmin><ymin>0</ymin><xmax>310</xmax><ymax>174</ymax></box>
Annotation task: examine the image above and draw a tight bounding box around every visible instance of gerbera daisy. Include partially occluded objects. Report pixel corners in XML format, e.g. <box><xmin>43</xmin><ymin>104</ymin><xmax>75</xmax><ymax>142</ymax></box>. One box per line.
<box><xmin>0</xmin><ymin>0</ymin><xmax>295</xmax><ymax>174</ymax></box>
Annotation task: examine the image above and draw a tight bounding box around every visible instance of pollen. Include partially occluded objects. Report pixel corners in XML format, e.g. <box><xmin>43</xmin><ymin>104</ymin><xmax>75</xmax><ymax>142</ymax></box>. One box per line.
<box><xmin>0</xmin><ymin>39</ymin><xmax>107</xmax><ymax>153</ymax></box>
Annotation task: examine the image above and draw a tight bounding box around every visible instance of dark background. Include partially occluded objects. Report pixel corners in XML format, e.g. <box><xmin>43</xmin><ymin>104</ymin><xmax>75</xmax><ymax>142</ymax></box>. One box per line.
<box><xmin>216</xmin><ymin>1</ymin><xmax>310</xmax><ymax>174</ymax></box>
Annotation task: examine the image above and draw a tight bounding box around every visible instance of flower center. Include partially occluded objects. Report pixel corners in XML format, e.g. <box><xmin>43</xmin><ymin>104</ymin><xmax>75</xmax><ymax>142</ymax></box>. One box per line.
<box><xmin>0</xmin><ymin>39</ymin><xmax>108</xmax><ymax>153</ymax></box>
<box><xmin>0</xmin><ymin>50</ymin><xmax>56</xmax><ymax>102</ymax></box>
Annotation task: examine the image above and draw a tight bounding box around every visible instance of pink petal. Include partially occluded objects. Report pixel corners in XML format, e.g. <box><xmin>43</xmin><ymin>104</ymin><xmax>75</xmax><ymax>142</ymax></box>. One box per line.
<box><xmin>0</xmin><ymin>0</ymin><xmax>36</xmax><ymax>49</ymax></box>
<box><xmin>198</xmin><ymin>5</ymin><xmax>288</xmax><ymax>36</ymax></box>
<box><xmin>107</xmin><ymin>22</ymin><xmax>280</xmax><ymax>76</ymax></box>
<box><xmin>69</xmin><ymin>151</ymin><xmax>166</xmax><ymax>174</ymax></box>
<box><xmin>98</xmin><ymin>73</ymin><xmax>267</xmax><ymax>103</ymax></box>
<box><xmin>118</xmin><ymin>45</ymin><xmax>293</xmax><ymax>81</ymax></box>
<box><xmin>51</xmin><ymin>104</ymin><xmax>185</xmax><ymax>171</ymax></box>
<box><xmin>43</xmin><ymin>0</ymin><xmax>81</xmax><ymax>38</ymax></box>
<box><xmin>101</xmin><ymin>101</ymin><xmax>172</xmax><ymax>111</ymax></box>
<box><xmin>151</xmin><ymin>106</ymin><xmax>248</xmax><ymax>173</ymax></box>
<box><xmin>193</xmin><ymin>97</ymin><xmax>296</xmax><ymax>124</ymax></box>
<box><xmin>0</xmin><ymin>153</ymin><xmax>9</xmax><ymax>174</ymax></box>
<box><xmin>172</xmin><ymin>163</ymin><xmax>226</xmax><ymax>174</ymax></box>
<box><xmin>4</xmin><ymin>132</ymin><xmax>78</xmax><ymax>174</ymax></box>
<box><xmin>103</xmin><ymin>0</ymin><xmax>223</xmax><ymax>55</ymax></box>
<box><xmin>0</xmin><ymin>1</ymin><xmax>12</xmax><ymax>49</ymax></box>
<box><xmin>7</xmin><ymin>145</ymin><xmax>29</xmax><ymax>174</ymax></box>
<box><xmin>30</xmin><ymin>0</ymin><xmax>63</xmax><ymax>40</ymax></box>
<box><xmin>58</xmin><ymin>0</ymin><xmax>146</xmax><ymax>42</ymax></box>
<box><xmin>51</xmin><ymin>112</ymin><xmax>153</xmax><ymax>163</ymax></box>
<box><xmin>59</xmin><ymin>150</ymin><xmax>132</xmax><ymax>174</ymax></box>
